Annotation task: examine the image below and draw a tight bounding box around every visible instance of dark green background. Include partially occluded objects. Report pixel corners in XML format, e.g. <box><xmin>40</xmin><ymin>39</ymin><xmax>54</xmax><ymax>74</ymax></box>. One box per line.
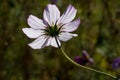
<box><xmin>0</xmin><ymin>0</ymin><xmax>120</xmax><ymax>80</ymax></box>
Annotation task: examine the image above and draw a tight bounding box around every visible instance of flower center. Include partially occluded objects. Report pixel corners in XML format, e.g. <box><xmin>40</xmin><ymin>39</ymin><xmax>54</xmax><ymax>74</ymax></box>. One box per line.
<box><xmin>44</xmin><ymin>25</ymin><xmax>61</xmax><ymax>37</ymax></box>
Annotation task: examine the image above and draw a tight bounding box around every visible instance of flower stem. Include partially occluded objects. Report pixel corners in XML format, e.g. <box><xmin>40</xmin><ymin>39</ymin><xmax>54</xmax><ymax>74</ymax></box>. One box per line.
<box><xmin>55</xmin><ymin>37</ymin><xmax>117</xmax><ymax>80</ymax></box>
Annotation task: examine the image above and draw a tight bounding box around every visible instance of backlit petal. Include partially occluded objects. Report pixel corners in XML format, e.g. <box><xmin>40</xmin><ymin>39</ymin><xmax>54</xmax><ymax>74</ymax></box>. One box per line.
<box><xmin>27</xmin><ymin>15</ymin><xmax>46</xmax><ymax>29</ymax></box>
<box><xmin>22</xmin><ymin>28</ymin><xmax>44</xmax><ymax>38</ymax></box>
<box><xmin>50</xmin><ymin>37</ymin><xmax>61</xmax><ymax>47</ymax></box>
<box><xmin>61</xmin><ymin>18</ymin><xmax>80</xmax><ymax>32</ymax></box>
<box><xmin>28</xmin><ymin>35</ymin><xmax>48</xmax><ymax>49</ymax></box>
<box><xmin>43</xmin><ymin>4</ymin><xmax>60</xmax><ymax>26</ymax></box>
<box><xmin>57</xmin><ymin>4</ymin><xmax>77</xmax><ymax>26</ymax></box>
<box><xmin>59</xmin><ymin>32</ymin><xmax>78</xmax><ymax>41</ymax></box>
<box><xmin>45</xmin><ymin>37</ymin><xmax>52</xmax><ymax>46</ymax></box>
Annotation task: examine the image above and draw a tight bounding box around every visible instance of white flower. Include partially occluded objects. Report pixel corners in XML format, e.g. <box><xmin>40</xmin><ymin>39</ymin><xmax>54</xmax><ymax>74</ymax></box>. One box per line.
<box><xmin>22</xmin><ymin>4</ymin><xmax>80</xmax><ymax>49</ymax></box>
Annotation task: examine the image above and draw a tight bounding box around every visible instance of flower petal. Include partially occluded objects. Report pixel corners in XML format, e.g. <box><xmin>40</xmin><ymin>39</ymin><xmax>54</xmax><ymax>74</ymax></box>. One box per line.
<box><xmin>57</xmin><ymin>4</ymin><xmax>77</xmax><ymax>26</ymax></box>
<box><xmin>27</xmin><ymin>15</ymin><xmax>46</xmax><ymax>29</ymax></box>
<box><xmin>43</xmin><ymin>4</ymin><xmax>60</xmax><ymax>26</ymax></box>
<box><xmin>59</xmin><ymin>32</ymin><xmax>78</xmax><ymax>42</ymax></box>
<box><xmin>45</xmin><ymin>37</ymin><xmax>52</xmax><ymax>46</ymax></box>
<box><xmin>61</xmin><ymin>18</ymin><xmax>80</xmax><ymax>32</ymax></box>
<box><xmin>28</xmin><ymin>35</ymin><xmax>48</xmax><ymax>49</ymax></box>
<box><xmin>22</xmin><ymin>28</ymin><xmax>44</xmax><ymax>38</ymax></box>
<box><xmin>50</xmin><ymin>37</ymin><xmax>61</xmax><ymax>47</ymax></box>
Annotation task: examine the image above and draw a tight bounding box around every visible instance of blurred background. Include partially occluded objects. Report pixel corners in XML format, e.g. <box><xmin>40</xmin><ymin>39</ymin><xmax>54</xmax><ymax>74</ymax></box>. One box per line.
<box><xmin>0</xmin><ymin>0</ymin><xmax>120</xmax><ymax>80</ymax></box>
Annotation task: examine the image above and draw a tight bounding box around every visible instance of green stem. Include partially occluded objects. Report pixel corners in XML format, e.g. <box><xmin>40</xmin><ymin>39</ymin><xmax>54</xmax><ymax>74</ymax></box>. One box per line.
<box><xmin>55</xmin><ymin>36</ymin><xmax>117</xmax><ymax>80</ymax></box>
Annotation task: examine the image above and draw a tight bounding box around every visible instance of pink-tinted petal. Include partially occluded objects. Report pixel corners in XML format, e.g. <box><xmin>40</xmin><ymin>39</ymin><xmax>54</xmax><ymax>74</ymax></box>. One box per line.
<box><xmin>27</xmin><ymin>15</ymin><xmax>47</xmax><ymax>29</ymax></box>
<box><xmin>43</xmin><ymin>4</ymin><xmax>60</xmax><ymax>26</ymax></box>
<box><xmin>61</xmin><ymin>18</ymin><xmax>80</xmax><ymax>32</ymax></box>
<box><xmin>50</xmin><ymin>37</ymin><xmax>61</xmax><ymax>47</ymax></box>
<box><xmin>59</xmin><ymin>32</ymin><xmax>78</xmax><ymax>42</ymax></box>
<box><xmin>28</xmin><ymin>35</ymin><xmax>48</xmax><ymax>49</ymax></box>
<box><xmin>22</xmin><ymin>28</ymin><xmax>44</xmax><ymax>38</ymax></box>
<box><xmin>57</xmin><ymin>4</ymin><xmax>77</xmax><ymax>26</ymax></box>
